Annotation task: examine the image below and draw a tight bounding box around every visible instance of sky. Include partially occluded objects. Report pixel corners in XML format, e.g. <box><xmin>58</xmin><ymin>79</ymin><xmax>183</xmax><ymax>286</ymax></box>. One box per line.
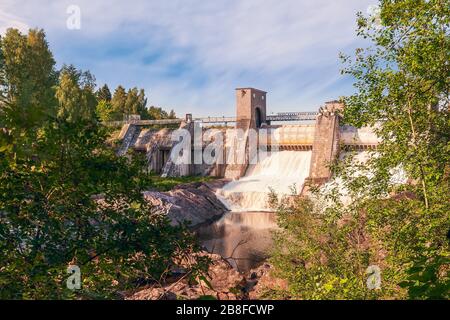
<box><xmin>0</xmin><ymin>0</ymin><xmax>376</xmax><ymax>117</ymax></box>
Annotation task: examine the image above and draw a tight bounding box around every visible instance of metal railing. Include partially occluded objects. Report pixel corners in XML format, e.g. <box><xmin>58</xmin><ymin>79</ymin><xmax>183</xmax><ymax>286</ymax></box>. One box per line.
<box><xmin>104</xmin><ymin>111</ymin><xmax>319</xmax><ymax>126</ymax></box>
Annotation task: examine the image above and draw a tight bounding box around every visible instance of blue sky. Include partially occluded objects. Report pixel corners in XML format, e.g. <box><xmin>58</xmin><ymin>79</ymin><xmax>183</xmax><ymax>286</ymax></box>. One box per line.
<box><xmin>0</xmin><ymin>0</ymin><xmax>376</xmax><ymax>117</ymax></box>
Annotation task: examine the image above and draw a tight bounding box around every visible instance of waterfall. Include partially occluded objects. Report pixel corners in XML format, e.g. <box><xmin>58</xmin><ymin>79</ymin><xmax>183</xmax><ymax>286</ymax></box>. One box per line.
<box><xmin>217</xmin><ymin>151</ymin><xmax>312</xmax><ymax>212</ymax></box>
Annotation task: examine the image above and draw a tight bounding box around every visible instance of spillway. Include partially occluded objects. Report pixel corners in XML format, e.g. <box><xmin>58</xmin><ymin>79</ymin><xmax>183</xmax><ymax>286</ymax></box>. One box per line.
<box><xmin>217</xmin><ymin>151</ymin><xmax>312</xmax><ymax>211</ymax></box>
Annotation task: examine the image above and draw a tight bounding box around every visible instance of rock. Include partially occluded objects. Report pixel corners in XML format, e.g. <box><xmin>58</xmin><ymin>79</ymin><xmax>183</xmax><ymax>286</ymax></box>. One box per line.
<box><xmin>127</xmin><ymin>252</ymin><xmax>246</xmax><ymax>301</ymax></box>
<box><xmin>246</xmin><ymin>263</ymin><xmax>288</xmax><ymax>300</ymax></box>
<box><xmin>143</xmin><ymin>180</ymin><xmax>230</xmax><ymax>228</ymax></box>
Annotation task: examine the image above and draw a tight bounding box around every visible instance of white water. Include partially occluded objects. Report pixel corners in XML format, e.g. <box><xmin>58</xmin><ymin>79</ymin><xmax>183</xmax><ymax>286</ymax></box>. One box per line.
<box><xmin>217</xmin><ymin>151</ymin><xmax>312</xmax><ymax>211</ymax></box>
<box><xmin>315</xmin><ymin>151</ymin><xmax>408</xmax><ymax>207</ymax></box>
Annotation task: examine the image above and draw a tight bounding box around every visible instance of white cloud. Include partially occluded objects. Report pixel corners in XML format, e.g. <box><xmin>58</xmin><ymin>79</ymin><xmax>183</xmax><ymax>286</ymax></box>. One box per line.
<box><xmin>0</xmin><ymin>10</ymin><xmax>28</xmax><ymax>34</ymax></box>
<box><xmin>0</xmin><ymin>0</ymin><xmax>376</xmax><ymax>116</ymax></box>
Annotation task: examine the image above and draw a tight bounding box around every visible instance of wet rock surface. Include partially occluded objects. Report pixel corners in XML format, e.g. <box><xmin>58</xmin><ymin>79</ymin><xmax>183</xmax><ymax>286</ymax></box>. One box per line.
<box><xmin>143</xmin><ymin>180</ymin><xmax>230</xmax><ymax>228</ymax></box>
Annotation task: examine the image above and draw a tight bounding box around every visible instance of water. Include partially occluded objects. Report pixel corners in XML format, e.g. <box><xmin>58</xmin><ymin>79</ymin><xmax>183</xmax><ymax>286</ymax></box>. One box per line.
<box><xmin>197</xmin><ymin>212</ymin><xmax>277</xmax><ymax>273</ymax></box>
<box><xmin>217</xmin><ymin>151</ymin><xmax>312</xmax><ymax>211</ymax></box>
<box><xmin>197</xmin><ymin>151</ymin><xmax>312</xmax><ymax>272</ymax></box>
<box><xmin>316</xmin><ymin>151</ymin><xmax>408</xmax><ymax>207</ymax></box>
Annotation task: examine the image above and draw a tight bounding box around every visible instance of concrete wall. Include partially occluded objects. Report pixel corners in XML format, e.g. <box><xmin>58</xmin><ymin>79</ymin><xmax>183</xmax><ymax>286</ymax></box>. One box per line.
<box><xmin>262</xmin><ymin>125</ymin><xmax>315</xmax><ymax>146</ymax></box>
<box><xmin>116</xmin><ymin>89</ymin><xmax>380</xmax><ymax>183</ymax></box>
<box><xmin>308</xmin><ymin>101</ymin><xmax>343</xmax><ymax>185</ymax></box>
<box><xmin>340</xmin><ymin>125</ymin><xmax>381</xmax><ymax>146</ymax></box>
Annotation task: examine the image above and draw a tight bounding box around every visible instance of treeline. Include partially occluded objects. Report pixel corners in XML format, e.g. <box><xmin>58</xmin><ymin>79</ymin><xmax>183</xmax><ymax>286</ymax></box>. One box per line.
<box><xmin>96</xmin><ymin>84</ymin><xmax>176</xmax><ymax>122</ymax></box>
<box><xmin>0</xmin><ymin>28</ymin><xmax>175</xmax><ymax>127</ymax></box>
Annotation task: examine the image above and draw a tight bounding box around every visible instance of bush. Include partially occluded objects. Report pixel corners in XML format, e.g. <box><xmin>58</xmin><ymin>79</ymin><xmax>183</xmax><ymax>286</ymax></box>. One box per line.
<box><xmin>0</xmin><ymin>121</ymin><xmax>207</xmax><ymax>299</ymax></box>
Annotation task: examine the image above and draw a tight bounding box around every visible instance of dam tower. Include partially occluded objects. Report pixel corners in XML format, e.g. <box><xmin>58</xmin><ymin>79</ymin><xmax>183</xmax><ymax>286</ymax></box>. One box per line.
<box><xmin>236</xmin><ymin>88</ymin><xmax>267</xmax><ymax>130</ymax></box>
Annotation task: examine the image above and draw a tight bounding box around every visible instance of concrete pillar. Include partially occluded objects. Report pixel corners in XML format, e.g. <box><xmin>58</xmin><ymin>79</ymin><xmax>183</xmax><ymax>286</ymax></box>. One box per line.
<box><xmin>224</xmin><ymin>88</ymin><xmax>267</xmax><ymax>180</ymax></box>
<box><xmin>307</xmin><ymin>101</ymin><xmax>344</xmax><ymax>186</ymax></box>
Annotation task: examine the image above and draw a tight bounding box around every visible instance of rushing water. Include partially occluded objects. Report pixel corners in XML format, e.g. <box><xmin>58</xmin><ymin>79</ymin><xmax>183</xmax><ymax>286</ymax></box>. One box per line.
<box><xmin>199</xmin><ymin>150</ymin><xmax>407</xmax><ymax>272</ymax></box>
<box><xmin>198</xmin><ymin>151</ymin><xmax>313</xmax><ymax>272</ymax></box>
<box><xmin>217</xmin><ymin>151</ymin><xmax>312</xmax><ymax>211</ymax></box>
<box><xmin>197</xmin><ymin>212</ymin><xmax>277</xmax><ymax>272</ymax></box>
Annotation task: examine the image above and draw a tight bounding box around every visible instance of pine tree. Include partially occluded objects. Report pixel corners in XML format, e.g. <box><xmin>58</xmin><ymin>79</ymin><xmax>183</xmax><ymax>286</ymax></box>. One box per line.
<box><xmin>111</xmin><ymin>85</ymin><xmax>127</xmax><ymax>120</ymax></box>
<box><xmin>96</xmin><ymin>84</ymin><xmax>111</xmax><ymax>102</ymax></box>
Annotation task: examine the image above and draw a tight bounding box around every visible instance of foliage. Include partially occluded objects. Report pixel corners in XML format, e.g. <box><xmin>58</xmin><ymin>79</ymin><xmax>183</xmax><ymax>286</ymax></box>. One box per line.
<box><xmin>270</xmin><ymin>0</ymin><xmax>449</xmax><ymax>300</ymax></box>
<box><xmin>96</xmin><ymin>84</ymin><xmax>112</xmax><ymax>102</ymax></box>
<box><xmin>56</xmin><ymin>65</ymin><xmax>98</xmax><ymax>123</ymax></box>
<box><xmin>270</xmin><ymin>190</ymin><xmax>448</xmax><ymax>300</ymax></box>
<box><xmin>110</xmin><ymin>85</ymin><xmax>128</xmax><ymax>120</ymax></box>
<box><xmin>96</xmin><ymin>99</ymin><xmax>114</xmax><ymax>122</ymax></box>
<box><xmin>0</xmin><ymin>28</ymin><xmax>206</xmax><ymax>299</ymax></box>
<box><xmin>0</xmin><ymin>28</ymin><xmax>57</xmax><ymax>137</ymax></box>
<box><xmin>109</xmin><ymin>85</ymin><xmax>174</xmax><ymax>121</ymax></box>
<box><xmin>149</xmin><ymin>174</ymin><xmax>215</xmax><ymax>192</ymax></box>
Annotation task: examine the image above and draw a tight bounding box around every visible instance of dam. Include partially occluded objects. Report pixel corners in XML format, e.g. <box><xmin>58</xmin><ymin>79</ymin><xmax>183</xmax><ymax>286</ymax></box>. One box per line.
<box><xmin>116</xmin><ymin>87</ymin><xmax>379</xmax><ymax>193</ymax></box>
<box><xmin>115</xmin><ymin>87</ymin><xmax>380</xmax><ymax>271</ymax></box>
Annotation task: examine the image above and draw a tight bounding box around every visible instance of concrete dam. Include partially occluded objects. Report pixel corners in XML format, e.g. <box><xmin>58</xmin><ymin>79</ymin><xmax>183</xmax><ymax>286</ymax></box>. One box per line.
<box><xmin>117</xmin><ymin>88</ymin><xmax>379</xmax><ymax>211</ymax></box>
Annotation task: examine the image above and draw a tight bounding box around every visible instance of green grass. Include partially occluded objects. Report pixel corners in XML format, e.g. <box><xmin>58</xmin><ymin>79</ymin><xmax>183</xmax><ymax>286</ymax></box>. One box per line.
<box><xmin>150</xmin><ymin>174</ymin><xmax>216</xmax><ymax>191</ymax></box>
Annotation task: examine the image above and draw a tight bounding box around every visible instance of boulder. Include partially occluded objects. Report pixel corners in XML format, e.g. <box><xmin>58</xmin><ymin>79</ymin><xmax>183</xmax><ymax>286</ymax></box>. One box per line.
<box><xmin>143</xmin><ymin>180</ymin><xmax>230</xmax><ymax>228</ymax></box>
<box><xmin>127</xmin><ymin>253</ymin><xmax>246</xmax><ymax>300</ymax></box>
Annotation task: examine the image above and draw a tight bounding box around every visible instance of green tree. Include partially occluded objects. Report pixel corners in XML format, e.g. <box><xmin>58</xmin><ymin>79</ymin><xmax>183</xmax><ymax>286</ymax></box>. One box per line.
<box><xmin>96</xmin><ymin>100</ymin><xmax>114</xmax><ymax>122</ymax></box>
<box><xmin>0</xmin><ymin>28</ymin><xmax>207</xmax><ymax>299</ymax></box>
<box><xmin>124</xmin><ymin>87</ymin><xmax>139</xmax><ymax>116</ymax></box>
<box><xmin>110</xmin><ymin>85</ymin><xmax>127</xmax><ymax>120</ymax></box>
<box><xmin>339</xmin><ymin>0</ymin><xmax>449</xmax><ymax>299</ymax></box>
<box><xmin>136</xmin><ymin>88</ymin><xmax>148</xmax><ymax>119</ymax></box>
<box><xmin>55</xmin><ymin>65</ymin><xmax>97</xmax><ymax>123</ymax></box>
<box><xmin>270</xmin><ymin>0</ymin><xmax>449</xmax><ymax>300</ymax></box>
<box><xmin>0</xmin><ymin>28</ymin><xmax>57</xmax><ymax>145</ymax></box>
<box><xmin>341</xmin><ymin>0</ymin><xmax>449</xmax><ymax>210</ymax></box>
<box><xmin>148</xmin><ymin>106</ymin><xmax>169</xmax><ymax>120</ymax></box>
<box><xmin>168</xmin><ymin>109</ymin><xmax>177</xmax><ymax>119</ymax></box>
<box><xmin>96</xmin><ymin>84</ymin><xmax>112</xmax><ymax>102</ymax></box>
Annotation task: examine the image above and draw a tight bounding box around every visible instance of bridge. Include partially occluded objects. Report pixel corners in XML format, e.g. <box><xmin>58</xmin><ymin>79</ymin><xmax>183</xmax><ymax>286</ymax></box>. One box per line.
<box><xmin>105</xmin><ymin>111</ymin><xmax>318</xmax><ymax>127</ymax></box>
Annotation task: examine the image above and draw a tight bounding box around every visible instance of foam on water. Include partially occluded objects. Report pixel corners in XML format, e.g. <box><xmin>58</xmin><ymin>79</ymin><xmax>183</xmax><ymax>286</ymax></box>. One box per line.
<box><xmin>217</xmin><ymin>151</ymin><xmax>312</xmax><ymax>211</ymax></box>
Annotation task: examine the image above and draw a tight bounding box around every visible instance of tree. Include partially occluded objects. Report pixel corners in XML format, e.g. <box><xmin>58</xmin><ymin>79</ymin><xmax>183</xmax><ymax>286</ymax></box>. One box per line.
<box><xmin>55</xmin><ymin>65</ymin><xmax>97</xmax><ymax>123</ymax></box>
<box><xmin>168</xmin><ymin>109</ymin><xmax>177</xmax><ymax>119</ymax></box>
<box><xmin>148</xmin><ymin>106</ymin><xmax>169</xmax><ymax>120</ymax></box>
<box><xmin>0</xmin><ymin>28</ymin><xmax>207</xmax><ymax>299</ymax></box>
<box><xmin>96</xmin><ymin>84</ymin><xmax>112</xmax><ymax>102</ymax></box>
<box><xmin>96</xmin><ymin>100</ymin><xmax>114</xmax><ymax>122</ymax></box>
<box><xmin>338</xmin><ymin>0</ymin><xmax>449</xmax><ymax>299</ymax></box>
<box><xmin>110</xmin><ymin>85</ymin><xmax>127</xmax><ymax>120</ymax></box>
<box><xmin>124</xmin><ymin>87</ymin><xmax>139</xmax><ymax>116</ymax></box>
<box><xmin>340</xmin><ymin>0</ymin><xmax>449</xmax><ymax>210</ymax></box>
<box><xmin>136</xmin><ymin>88</ymin><xmax>148</xmax><ymax>119</ymax></box>
<box><xmin>0</xmin><ymin>28</ymin><xmax>57</xmax><ymax>141</ymax></box>
<box><xmin>270</xmin><ymin>0</ymin><xmax>449</xmax><ymax>300</ymax></box>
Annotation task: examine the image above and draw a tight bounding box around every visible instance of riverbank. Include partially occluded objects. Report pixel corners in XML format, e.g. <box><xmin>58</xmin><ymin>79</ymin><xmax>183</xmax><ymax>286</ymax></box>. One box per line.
<box><xmin>144</xmin><ymin>179</ymin><xmax>230</xmax><ymax>228</ymax></box>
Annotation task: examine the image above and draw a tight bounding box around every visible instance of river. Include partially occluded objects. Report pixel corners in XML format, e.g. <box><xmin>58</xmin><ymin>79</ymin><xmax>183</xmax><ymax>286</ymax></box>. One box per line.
<box><xmin>197</xmin><ymin>211</ymin><xmax>277</xmax><ymax>273</ymax></box>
